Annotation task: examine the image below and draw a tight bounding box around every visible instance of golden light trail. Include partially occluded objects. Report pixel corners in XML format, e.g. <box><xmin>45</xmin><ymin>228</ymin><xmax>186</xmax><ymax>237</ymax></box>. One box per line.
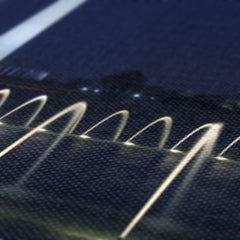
<box><xmin>124</xmin><ymin>116</ymin><xmax>172</xmax><ymax>150</ymax></box>
<box><xmin>80</xmin><ymin>110</ymin><xmax>129</xmax><ymax>142</ymax></box>
<box><xmin>0</xmin><ymin>95</ymin><xmax>48</xmax><ymax>127</ymax></box>
<box><xmin>118</xmin><ymin>123</ymin><xmax>223</xmax><ymax>240</ymax></box>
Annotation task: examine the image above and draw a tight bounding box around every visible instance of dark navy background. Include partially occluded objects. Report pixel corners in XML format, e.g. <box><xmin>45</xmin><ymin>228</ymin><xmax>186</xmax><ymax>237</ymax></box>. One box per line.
<box><xmin>1</xmin><ymin>0</ymin><xmax>240</xmax><ymax>95</ymax></box>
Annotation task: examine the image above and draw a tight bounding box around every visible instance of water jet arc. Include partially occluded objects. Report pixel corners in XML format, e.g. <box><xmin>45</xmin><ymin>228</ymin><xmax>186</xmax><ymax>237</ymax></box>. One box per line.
<box><xmin>217</xmin><ymin>136</ymin><xmax>240</xmax><ymax>158</ymax></box>
<box><xmin>125</xmin><ymin>116</ymin><xmax>172</xmax><ymax>150</ymax></box>
<box><xmin>118</xmin><ymin>123</ymin><xmax>223</xmax><ymax>240</ymax></box>
<box><xmin>81</xmin><ymin>110</ymin><xmax>129</xmax><ymax>141</ymax></box>
<box><xmin>0</xmin><ymin>95</ymin><xmax>48</xmax><ymax>127</ymax></box>
<box><xmin>170</xmin><ymin>123</ymin><xmax>215</xmax><ymax>152</ymax></box>
<box><xmin>0</xmin><ymin>102</ymin><xmax>87</xmax><ymax>187</ymax></box>
<box><xmin>163</xmin><ymin>124</ymin><xmax>225</xmax><ymax>216</ymax></box>
<box><xmin>0</xmin><ymin>89</ymin><xmax>10</xmax><ymax>108</ymax></box>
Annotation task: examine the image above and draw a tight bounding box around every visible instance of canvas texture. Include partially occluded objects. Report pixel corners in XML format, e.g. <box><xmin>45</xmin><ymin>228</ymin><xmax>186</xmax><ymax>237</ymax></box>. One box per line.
<box><xmin>0</xmin><ymin>1</ymin><xmax>239</xmax><ymax>240</ymax></box>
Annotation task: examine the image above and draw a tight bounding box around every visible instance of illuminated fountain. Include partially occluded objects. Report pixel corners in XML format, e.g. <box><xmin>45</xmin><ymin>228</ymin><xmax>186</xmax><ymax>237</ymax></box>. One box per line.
<box><xmin>170</xmin><ymin>123</ymin><xmax>216</xmax><ymax>153</ymax></box>
<box><xmin>0</xmin><ymin>102</ymin><xmax>87</xmax><ymax>188</ymax></box>
<box><xmin>163</xmin><ymin>123</ymin><xmax>225</xmax><ymax>217</ymax></box>
<box><xmin>216</xmin><ymin>136</ymin><xmax>240</xmax><ymax>161</ymax></box>
<box><xmin>124</xmin><ymin>116</ymin><xmax>172</xmax><ymax>150</ymax></box>
<box><xmin>0</xmin><ymin>95</ymin><xmax>48</xmax><ymax>127</ymax></box>
<box><xmin>118</xmin><ymin>123</ymin><xmax>223</xmax><ymax>239</ymax></box>
<box><xmin>0</xmin><ymin>88</ymin><xmax>235</xmax><ymax>239</ymax></box>
<box><xmin>0</xmin><ymin>89</ymin><xmax>10</xmax><ymax>108</ymax></box>
<box><xmin>80</xmin><ymin>110</ymin><xmax>129</xmax><ymax>141</ymax></box>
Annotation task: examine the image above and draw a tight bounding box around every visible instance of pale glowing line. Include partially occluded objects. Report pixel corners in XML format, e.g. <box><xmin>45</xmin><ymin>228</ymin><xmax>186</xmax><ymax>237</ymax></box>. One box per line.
<box><xmin>0</xmin><ymin>102</ymin><xmax>87</xmax><ymax>187</ymax></box>
<box><xmin>170</xmin><ymin>123</ymin><xmax>214</xmax><ymax>152</ymax></box>
<box><xmin>0</xmin><ymin>95</ymin><xmax>48</xmax><ymax>127</ymax></box>
<box><xmin>118</xmin><ymin>123</ymin><xmax>223</xmax><ymax>239</ymax></box>
<box><xmin>81</xmin><ymin>110</ymin><xmax>129</xmax><ymax>142</ymax></box>
<box><xmin>0</xmin><ymin>101</ymin><xmax>86</xmax><ymax>159</ymax></box>
<box><xmin>170</xmin><ymin>149</ymin><xmax>182</xmax><ymax>154</ymax></box>
<box><xmin>79</xmin><ymin>134</ymin><xmax>91</xmax><ymax>139</ymax></box>
<box><xmin>38</xmin><ymin>128</ymin><xmax>47</xmax><ymax>132</ymax></box>
<box><xmin>123</xmin><ymin>142</ymin><xmax>135</xmax><ymax>146</ymax></box>
<box><xmin>215</xmin><ymin>156</ymin><xmax>228</xmax><ymax>161</ymax></box>
<box><xmin>125</xmin><ymin>116</ymin><xmax>172</xmax><ymax>150</ymax></box>
<box><xmin>0</xmin><ymin>0</ymin><xmax>87</xmax><ymax>60</ymax></box>
<box><xmin>163</xmin><ymin>124</ymin><xmax>224</xmax><ymax>216</ymax></box>
<box><xmin>217</xmin><ymin>136</ymin><xmax>240</xmax><ymax>158</ymax></box>
<box><xmin>0</xmin><ymin>89</ymin><xmax>10</xmax><ymax>108</ymax></box>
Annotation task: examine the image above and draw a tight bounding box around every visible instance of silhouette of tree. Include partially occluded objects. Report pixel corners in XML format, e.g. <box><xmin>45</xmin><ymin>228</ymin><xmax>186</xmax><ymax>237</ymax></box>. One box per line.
<box><xmin>67</xmin><ymin>77</ymin><xmax>94</xmax><ymax>89</ymax></box>
<box><xmin>101</xmin><ymin>70</ymin><xmax>147</xmax><ymax>92</ymax></box>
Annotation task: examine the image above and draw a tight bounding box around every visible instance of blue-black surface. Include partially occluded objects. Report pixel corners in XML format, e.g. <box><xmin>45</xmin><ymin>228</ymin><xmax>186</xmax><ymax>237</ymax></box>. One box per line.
<box><xmin>1</xmin><ymin>0</ymin><xmax>240</xmax><ymax>95</ymax></box>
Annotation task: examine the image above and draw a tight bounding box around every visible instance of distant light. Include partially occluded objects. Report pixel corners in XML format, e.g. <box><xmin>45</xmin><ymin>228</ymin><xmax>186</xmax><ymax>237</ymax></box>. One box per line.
<box><xmin>0</xmin><ymin>122</ymin><xmax>4</xmax><ymax>125</ymax></box>
<box><xmin>81</xmin><ymin>87</ymin><xmax>88</xmax><ymax>92</ymax></box>
<box><xmin>38</xmin><ymin>128</ymin><xmax>47</xmax><ymax>132</ymax></box>
<box><xmin>170</xmin><ymin>149</ymin><xmax>182</xmax><ymax>153</ymax></box>
<box><xmin>150</xmin><ymin>97</ymin><xmax>155</xmax><ymax>100</ymax></box>
<box><xmin>124</xmin><ymin>142</ymin><xmax>135</xmax><ymax>146</ymax></box>
<box><xmin>216</xmin><ymin>156</ymin><xmax>228</xmax><ymax>161</ymax></box>
<box><xmin>80</xmin><ymin>135</ymin><xmax>91</xmax><ymax>139</ymax></box>
<box><xmin>133</xmin><ymin>93</ymin><xmax>141</xmax><ymax>98</ymax></box>
<box><xmin>94</xmin><ymin>89</ymin><xmax>100</xmax><ymax>93</ymax></box>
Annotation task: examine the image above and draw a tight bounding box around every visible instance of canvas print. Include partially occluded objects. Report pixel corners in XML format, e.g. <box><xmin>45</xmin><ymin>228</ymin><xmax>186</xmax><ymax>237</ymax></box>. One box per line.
<box><xmin>0</xmin><ymin>1</ymin><xmax>239</xmax><ymax>239</ymax></box>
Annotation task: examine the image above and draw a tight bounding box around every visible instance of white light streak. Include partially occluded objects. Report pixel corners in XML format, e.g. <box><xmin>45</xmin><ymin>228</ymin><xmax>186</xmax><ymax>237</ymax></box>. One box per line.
<box><xmin>125</xmin><ymin>116</ymin><xmax>172</xmax><ymax>150</ymax></box>
<box><xmin>8</xmin><ymin>102</ymin><xmax>87</xmax><ymax>187</ymax></box>
<box><xmin>123</xmin><ymin>141</ymin><xmax>135</xmax><ymax>146</ymax></box>
<box><xmin>0</xmin><ymin>0</ymin><xmax>88</xmax><ymax>60</ymax></box>
<box><xmin>0</xmin><ymin>95</ymin><xmax>48</xmax><ymax>127</ymax></box>
<box><xmin>37</xmin><ymin>128</ymin><xmax>47</xmax><ymax>132</ymax></box>
<box><xmin>0</xmin><ymin>89</ymin><xmax>10</xmax><ymax>108</ymax></box>
<box><xmin>215</xmin><ymin>156</ymin><xmax>228</xmax><ymax>161</ymax></box>
<box><xmin>79</xmin><ymin>134</ymin><xmax>90</xmax><ymax>139</ymax></box>
<box><xmin>170</xmin><ymin>123</ymin><xmax>214</xmax><ymax>152</ymax></box>
<box><xmin>81</xmin><ymin>110</ymin><xmax>129</xmax><ymax>142</ymax></box>
<box><xmin>217</xmin><ymin>136</ymin><xmax>240</xmax><ymax>159</ymax></box>
<box><xmin>170</xmin><ymin>149</ymin><xmax>182</xmax><ymax>153</ymax></box>
<box><xmin>118</xmin><ymin>123</ymin><xmax>223</xmax><ymax>239</ymax></box>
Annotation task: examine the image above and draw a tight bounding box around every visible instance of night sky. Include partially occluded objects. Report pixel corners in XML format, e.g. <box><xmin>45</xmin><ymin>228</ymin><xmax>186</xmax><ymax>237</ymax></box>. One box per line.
<box><xmin>1</xmin><ymin>0</ymin><xmax>240</xmax><ymax>95</ymax></box>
